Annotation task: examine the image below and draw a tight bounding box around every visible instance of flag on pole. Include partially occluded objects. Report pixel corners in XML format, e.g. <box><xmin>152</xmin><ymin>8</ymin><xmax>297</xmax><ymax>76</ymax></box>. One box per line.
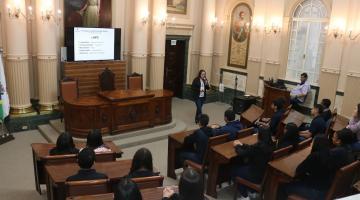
<box><xmin>0</xmin><ymin>51</ymin><xmax>10</xmax><ymax>121</ymax></box>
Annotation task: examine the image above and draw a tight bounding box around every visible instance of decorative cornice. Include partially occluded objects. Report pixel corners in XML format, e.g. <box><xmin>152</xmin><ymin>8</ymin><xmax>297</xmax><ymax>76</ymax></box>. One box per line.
<box><xmin>320</xmin><ymin>68</ymin><xmax>340</xmax><ymax>74</ymax></box>
<box><xmin>37</xmin><ymin>55</ymin><xmax>57</xmax><ymax>60</ymax></box>
<box><xmin>347</xmin><ymin>71</ymin><xmax>360</xmax><ymax>78</ymax></box>
<box><xmin>213</xmin><ymin>52</ymin><xmax>224</xmax><ymax>56</ymax></box>
<box><xmin>131</xmin><ymin>52</ymin><xmax>148</xmax><ymax>58</ymax></box>
<box><xmin>166</xmin><ymin>23</ymin><xmax>194</xmax><ymax>30</ymax></box>
<box><xmin>191</xmin><ymin>50</ymin><xmax>200</xmax><ymax>55</ymax></box>
<box><xmin>200</xmin><ymin>53</ymin><xmax>213</xmax><ymax>57</ymax></box>
<box><xmin>5</xmin><ymin>54</ymin><xmax>30</xmax><ymax>60</ymax></box>
<box><xmin>150</xmin><ymin>53</ymin><xmax>165</xmax><ymax>57</ymax></box>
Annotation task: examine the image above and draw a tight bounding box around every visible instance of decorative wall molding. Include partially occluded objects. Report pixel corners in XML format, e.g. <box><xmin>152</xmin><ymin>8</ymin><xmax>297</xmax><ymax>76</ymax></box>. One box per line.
<box><xmin>320</xmin><ymin>68</ymin><xmax>340</xmax><ymax>74</ymax></box>
<box><xmin>265</xmin><ymin>59</ymin><xmax>280</xmax><ymax>65</ymax></box>
<box><xmin>131</xmin><ymin>52</ymin><xmax>148</xmax><ymax>58</ymax></box>
<box><xmin>191</xmin><ymin>50</ymin><xmax>200</xmax><ymax>55</ymax></box>
<box><xmin>166</xmin><ymin>23</ymin><xmax>194</xmax><ymax>36</ymax></box>
<box><xmin>200</xmin><ymin>53</ymin><xmax>213</xmax><ymax>57</ymax></box>
<box><xmin>37</xmin><ymin>55</ymin><xmax>57</xmax><ymax>60</ymax></box>
<box><xmin>150</xmin><ymin>53</ymin><xmax>165</xmax><ymax>57</ymax></box>
<box><xmin>248</xmin><ymin>57</ymin><xmax>261</xmax><ymax>62</ymax></box>
<box><xmin>347</xmin><ymin>71</ymin><xmax>360</xmax><ymax>78</ymax></box>
<box><xmin>5</xmin><ymin>54</ymin><xmax>30</xmax><ymax>60</ymax></box>
<box><xmin>213</xmin><ymin>52</ymin><xmax>224</xmax><ymax>56</ymax></box>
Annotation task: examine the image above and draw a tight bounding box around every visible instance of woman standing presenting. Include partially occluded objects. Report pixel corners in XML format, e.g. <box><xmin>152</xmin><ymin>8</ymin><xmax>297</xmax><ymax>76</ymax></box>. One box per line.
<box><xmin>192</xmin><ymin>70</ymin><xmax>210</xmax><ymax>123</ymax></box>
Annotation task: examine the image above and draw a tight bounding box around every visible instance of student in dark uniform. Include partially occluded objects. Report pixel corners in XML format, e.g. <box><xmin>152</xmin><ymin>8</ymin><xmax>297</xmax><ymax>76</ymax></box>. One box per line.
<box><xmin>49</xmin><ymin>132</ymin><xmax>79</xmax><ymax>155</ymax></box>
<box><xmin>179</xmin><ymin>114</ymin><xmax>214</xmax><ymax>165</ymax></box>
<box><xmin>213</xmin><ymin>110</ymin><xmax>243</xmax><ymax>140</ymax></box>
<box><xmin>277</xmin><ymin>122</ymin><xmax>300</xmax><ymax>149</ymax></box>
<box><xmin>66</xmin><ymin>148</ymin><xmax>107</xmax><ymax>181</ymax></box>
<box><xmin>320</xmin><ymin>98</ymin><xmax>332</xmax><ymax>122</ymax></box>
<box><xmin>114</xmin><ymin>177</ymin><xmax>142</xmax><ymax>200</ymax></box>
<box><xmin>191</xmin><ymin>70</ymin><xmax>210</xmax><ymax>123</ymax></box>
<box><xmin>299</xmin><ymin>104</ymin><xmax>326</xmax><ymax>139</ymax></box>
<box><xmin>256</xmin><ymin>98</ymin><xmax>285</xmax><ymax>135</ymax></box>
<box><xmin>128</xmin><ymin>148</ymin><xmax>156</xmax><ymax>178</ymax></box>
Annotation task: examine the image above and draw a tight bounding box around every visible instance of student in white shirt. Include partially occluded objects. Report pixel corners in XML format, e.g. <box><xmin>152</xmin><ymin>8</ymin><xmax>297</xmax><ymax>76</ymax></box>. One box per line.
<box><xmin>290</xmin><ymin>73</ymin><xmax>310</xmax><ymax>105</ymax></box>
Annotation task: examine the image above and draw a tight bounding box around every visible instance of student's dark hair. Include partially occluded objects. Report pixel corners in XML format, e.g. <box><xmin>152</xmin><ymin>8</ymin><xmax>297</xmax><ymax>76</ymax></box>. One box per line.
<box><xmin>178</xmin><ymin>168</ymin><xmax>204</xmax><ymax>200</ymax></box>
<box><xmin>283</xmin><ymin>123</ymin><xmax>300</xmax><ymax>147</ymax></box>
<box><xmin>313</xmin><ymin>104</ymin><xmax>324</xmax><ymax>114</ymax></box>
<box><xmin>357</xmin><ymin>103</ymin><xmax>360</xmax><ymax>118</ymax></box>
<box><xmin>224</xmin><ymin>109</ymin><xmax>236</xmax><ymax>121</ymax></box>
<box><xmin>321</xmin><ymin>99</ymin><xmax>331</xmax><ymax>109</ymax></box>
<box><xmin>56</xmin><ymin>132</ymin><xmax>76</xmax><ymax>151</ymax></box>
<box><xmin>130</xmin><ymin>148</ymin><xmax>153</xmax><ymax>174</ymax></box>
<box><xmin>114</xmin><ymin>177</ymin><xmax>142</xmax><ymax>200</ymax></box>
<box><xmin>86</xmin><ymin>129</ymin><xmax>104</xmax><ymax>149</ymax></box>
<box><xmin>311</xmin><ymin>136</ymin><xmax>330</xmax><ymax>153</ymax></box>
<box><xmin>336</xmin><ymin>128</ymin><xmax>357</xmax><ymax>145</ymax></box>
<box><xmin>198</xmin><ymin>70</ymin><xmax>206</xmax><ymax>78</ymax></box>
<box><xmin>258</xmin><ymin>128</ymin><xmax>273</xmax><ymax>146</ymax></box>
<box><xmin>77</xmin><ymin>147</ymin><xmax>96</xmax><ymax>169</ymax></box>
<box><xmin>272</xmin><ymin>98</ymin><xmax>284</xmax><ymax>110</ymax></box>
<box><xmin>301</xmin><ymin>73</ymin><xmax>308</xmax><ymax>79</ymax></box>
<box><xmin>198</xmin><ymin>114</ymin><xmax>209</xmax><ymax>127</ymax></box>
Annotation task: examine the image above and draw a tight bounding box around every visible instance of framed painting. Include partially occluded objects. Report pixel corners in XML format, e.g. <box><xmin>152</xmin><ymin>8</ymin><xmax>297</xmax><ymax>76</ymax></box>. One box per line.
<box><xmin>64</xmin><ymin>0</ymin><xmax>112</xmax><ymax>28</ymax></box>
<box><xmin>167</xmin><ymin>0</ymin><xmax>187</xmax><ymax>15</ymax></box>
<box><xmin>227</xmin><ymin>3</ymin><xmax>252</xmax><ymax>69</ymax></box>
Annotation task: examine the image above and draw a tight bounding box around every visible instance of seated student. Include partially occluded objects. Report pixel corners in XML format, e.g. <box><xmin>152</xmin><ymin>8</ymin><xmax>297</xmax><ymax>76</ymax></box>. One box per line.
<box><xmin>332</xmin><ymin>128</ymin><xmax>357</xmax><ymax>163</ymax></box>
<box><xmin>290</xmin><ymin>73</ymin><xmax>310</xmax><ymax>105</ymax></box>
<box><xmin>128</xmin><ymin>148</ymin><xmax>157</xmax><ymax>178</ymax></box>
<box><xmin>114</xmin><ymin>177</ymin><xmax>142</xmax><ymax>200</ymax></box>
<box><xmin>179</xmin><ymin>114</ymin><xmax>214</xmax><ymax>165</ymax></box>
<box><xmin>213</xmin><ymin>110</ymin><xmax>243</xmax><ymax>140</ymax></box>
<box><xmin>278</xmin><ymin>136</ymin><xmax>350</xmax><ymax>200</ymax></box>
<box><xmin>346</xmin><ymin>104</ymin><xmax>360</xmax><ymax>151</ymax></box>
<box><xmin>49</xmin><ymin>132</ymin><xmax>79</xmax><ymax>155</ymax></box>
<box><xmin>162</xmin><ymin>168</ymin><xmax>206</xmax><ymax>200</ymax></box>
<box><xmin>320</xmin><ymin>98</ymin><xmax>332</xmax><ymax>122</ymax></box>
<box><xmin>66</xmin><ymin>148</ymin><xmax>108</xmax><ymax>181</ymax></box>
<box><xmin>256</xmin><ymin>98</ymin><xmax>285</xmax><ymax>135</ymax></box>
<box><xmin>86</xmin><ymin>129</ymin><xmax>111</xmax><ymax>153</ymax></box>
<box><xmin>299</xmin><ymin>104</ymin><xmax>326</xmax><ymax>139</ymax></box>
<box><xmin>277</xmin><ymin>123</ymin><xmax>300</xmax><ymax>149</ymax></box>
<box><xmin>231</xmin><ymin>128</ymin><xmax>274</xmax><ymax>198</ymax></box>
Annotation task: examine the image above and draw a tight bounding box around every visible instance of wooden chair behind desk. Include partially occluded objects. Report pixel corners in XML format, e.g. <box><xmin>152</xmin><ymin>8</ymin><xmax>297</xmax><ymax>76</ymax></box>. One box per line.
<box><xmin>288</xmin><ymin>160</ymin><xmax>360</xmax><ymax>200</ymax></box>
<box><xmin>132</xmin><ymin>176</ymin><xmax>164</xmax><ymax>189</ymax></box>
<box><xmin>59</xmin><ymin>78</ymin><xmax>79</xmax><ymax>121</ymax></box>
<box><xmin>99</xmin><ymin>68</ymin><xmax>115</xmax><ymax>91</ymax></box>
<box><xmin>127</xmin><ymin>73</ymin><xmax>143</xmax><ymax>90</ymax></box>
<box><xmin>66</xmin><ymin>179</ymin><xmax>110</xmax><ymax>197</ymax></box>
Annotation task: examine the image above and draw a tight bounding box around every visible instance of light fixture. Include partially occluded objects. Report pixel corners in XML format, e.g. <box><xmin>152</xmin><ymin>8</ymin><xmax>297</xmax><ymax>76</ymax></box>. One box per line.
<box><xmin>265</xmin><ymin>17</ymin><xmax>282</xmax><ymax>34</ymax></box>
<box><xmin>141</xmin><ymin>11</ymin><xmax>150</xmax><ymax>25</ymax></box>
<box><xmin>155</xmin><ymin>12</ymin><xmax>167</xmax><ymax>26</ymax></box>
<box><xmin>251</xmin><ymin>16</ymin><xmax>264</xmax><ymax>32</ymax></box>
<box><xmin>326</xmin><ymin>18</ymin><xmax>346</xmax><ymax>39</ymax></box>
<box><xmin>40</xmin><ymin>8</ymin><xmax>62</xmax><ymax>24</ymax></box>
<box><xmin>348</xmin><ymin>29</ymin><xmax>360</xmax><ymax>40</ymax></box>
<box><xmin>211</xmin><ymin>17</ymin><xmax>218</xmax><ymax>29</ymax></box>
<box><xmin>6</xmin><ymin>4</ymin><xmax>33</xmax><ymax>20</ymax></box>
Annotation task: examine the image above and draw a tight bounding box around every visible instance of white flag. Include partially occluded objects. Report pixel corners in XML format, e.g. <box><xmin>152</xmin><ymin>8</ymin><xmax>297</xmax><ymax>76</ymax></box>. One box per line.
<box><xmin>0</xmin><ymin>51</ymin><xmax>10</xmax><ymax>120</ymax></box>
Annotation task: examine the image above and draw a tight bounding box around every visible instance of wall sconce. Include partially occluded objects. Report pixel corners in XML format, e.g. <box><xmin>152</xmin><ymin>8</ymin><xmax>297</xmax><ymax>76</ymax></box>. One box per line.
<box><xmin>326</xmin><ymin>19</ymin><xmax>346</xmax><ymax>39</ymax></box>
<box><xmin>211</xmin><ymin>17</ymin><xmax>218</xmax><ymax>29</ymax></box>
<box><xmin>155</xmin><ymin>13</ymin><xmax>167</xmax><ymax>26</ymax></box>
<box><xmin>41</xmin><ymin>9</ymin><xmax>62</xmax><ymax>23</ymax></box>
<box><xmin>141</xmin><ymin>11</ymin><xmax>150</xmax><ymax>25</ymax></box>
<box><xmin>265</xmin><ymin>24</ymin><xmax>281</xmax><ymax>34</ymax></box>
<box><xmin>7</xmin><ymin>4</ymin><xmax>33</xmax><ymax>20</ymax></box>
<box><xmin>251</xmin><ymin>16</ymin><xmax>264</xmax><ymax>32</ymax></box>
<box><xmin>347</xmin><ymin>29</ymin><xmax>360</xmax><ymax>40</ymax></box>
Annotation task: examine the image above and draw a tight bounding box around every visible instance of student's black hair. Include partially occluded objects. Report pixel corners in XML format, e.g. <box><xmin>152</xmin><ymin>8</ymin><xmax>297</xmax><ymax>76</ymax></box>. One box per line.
<box><xmin>301</xmin><ymin>73</ymin><xmax>308</xmax><ymax>79</ymax></box>
<box><xmin>258</xmin><ymin>128</ymin><xmax>273</xmax><ymax>146</ymax></box>
<box><xmin>313</xmin><ymin>104</ymin><xmax>324</xmax><ymax>114</ymax></box>
<box><xmin>86</xmin><ymin>129</ymin><xmax>104</xmax><ymax>149</ymax></box>
<box><xmin>77</xmin><ymin>147</ymin><xmax>96</xmax><ymax>169</ymax></box>
<box><xmin>224</xmin><ymin>109</ymin><xmax>236</xmax><ymax>121</ymax></box>
<box><xmin>130</xmin><ymin>148</ymin><xmax>153</xmax><ymax>174</ymax></box>
<box><xmin>283</xmin><ymin>123</ymin><xmax>300</xmax><ymax>147</ymax></box>
<box><xmin>56</xmin><ymin>132</ymin><xmax>76</xmax><ymax>151</ymax></box>
<box><xmin>198</xmin><ymin>114</ymin><xmax>209</xmax><ymax>127</ymax></box>
<box><xmin>114</xmin><ymin>177</ymin><xmax>142</xmax><ymax>200</ymax></box>
<box><xmin>198</xmin><ymin>70</ymin><xmax>206</xmax><ymax>78</ymax></box>
<box><xmin>311</xmin><ymin>135</ymin><xmax>330</xmax><ymax>153</ymax></box>
<box><xmin>336</xmin><ymin>128</ymin><xmax>357</xmax><ymax>145</ymax></box>
<box><xmin>321</xmin><ymin>99</ymin><xmax>331</xmax><ymax>109</ymax></box>
<box><xmin>178</xmin><ymin>168</ymin><xmax>204</xmax><ymax>200</ymax></box>
<box><xmin>272</xmin><ymin>98</ymin><xmax>284</xmax><ymax>110</ymax></box>
<box><xmin>357</xmin><ymin>103</ymin><xmax>360</xmax><ymax>118</ymax></box>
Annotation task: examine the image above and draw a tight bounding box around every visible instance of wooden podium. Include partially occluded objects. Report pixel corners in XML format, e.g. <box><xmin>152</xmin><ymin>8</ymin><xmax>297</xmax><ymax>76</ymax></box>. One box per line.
<box><xmin>262</xmin><ymin>83</ymin><xmax>290</xmax><ymax>117</ymax></box>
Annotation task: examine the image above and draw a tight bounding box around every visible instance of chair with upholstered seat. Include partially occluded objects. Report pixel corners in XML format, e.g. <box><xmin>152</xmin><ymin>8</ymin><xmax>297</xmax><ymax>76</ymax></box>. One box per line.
<box><xmin>127</xmin><ymin>73</ymin><xmax>143</xmax><ymax>90</ymax></box>
<box><xmin>99</xmin><ymin>68</ymin><xmax>115</xmax><ymax>91</ymax></box>
<box><xmin>287</xmin><ymin>160</ymin><xmax>360</xmax><ymax>200</ymax></box>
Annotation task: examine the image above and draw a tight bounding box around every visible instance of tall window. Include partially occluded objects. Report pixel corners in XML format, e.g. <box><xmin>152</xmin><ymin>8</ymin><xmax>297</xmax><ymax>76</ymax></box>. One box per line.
<box><xmin>286</xmin><ymin>0</ymin><xmax>328</xmax><ymax>85</ymax></box>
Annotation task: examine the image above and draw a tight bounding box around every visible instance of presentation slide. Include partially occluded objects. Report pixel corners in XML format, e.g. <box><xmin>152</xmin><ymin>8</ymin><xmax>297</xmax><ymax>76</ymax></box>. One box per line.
<box><xmin>74</xmin><ymin>28</ymin><xmax>114</xmax><ymax>61</ymax></box>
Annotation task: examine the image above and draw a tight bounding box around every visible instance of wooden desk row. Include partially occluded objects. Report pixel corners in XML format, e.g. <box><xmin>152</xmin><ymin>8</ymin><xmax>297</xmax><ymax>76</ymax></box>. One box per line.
<box><xmin>167</xmin><ymin>129</ymin><xmax>312</xmax><ymax>199</ymax></box>
<box><xmin>31</xmin><ymin>142</ymin><xmax>122</xmax><ymax>196</ymax></box>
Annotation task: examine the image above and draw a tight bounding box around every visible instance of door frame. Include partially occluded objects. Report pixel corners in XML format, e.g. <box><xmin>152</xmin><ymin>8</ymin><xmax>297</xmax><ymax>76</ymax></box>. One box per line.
<box><xmin>164</xmin><ymin>35</ymin><xmax>190</xmax><ymax>98</ymax></box>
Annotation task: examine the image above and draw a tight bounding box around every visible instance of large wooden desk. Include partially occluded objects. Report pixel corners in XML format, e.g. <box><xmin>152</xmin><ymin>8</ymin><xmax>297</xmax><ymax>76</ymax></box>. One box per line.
<box><xmin>45</xmin><ymin>160</ymin><xmax>132</xmax><ymax>200</ymax></box>
<box><xmin>167</xmin><ymin>130</ymin><xmax>195</xmax><ymax>179</ymax></box>
<box><xmin>31</xmin><ymin>142</ymin><xmax>122</xmax><ymax>194</ymax></box>
<box><xmin>262</xmin><ymin>83</ymin><xmax>290</xmax><ymax>118</ymax></box>
<box><xmin>64</xmin><ymin>90</ymin><xmax>173</xmax><ymax>138</ymax></box>
<box><xmin>264</xmin><ymin>147</ymin><xmax>311</xmax><ymax>200</ymax></box>
<box><xmin>206</xmin><ymin>134</ymin><xmax>258</xmax><ymax>198</ymax></box>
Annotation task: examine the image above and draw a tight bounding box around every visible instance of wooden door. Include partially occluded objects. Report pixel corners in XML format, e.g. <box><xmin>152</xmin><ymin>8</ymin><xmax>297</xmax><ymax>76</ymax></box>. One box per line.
<box><xmin>164</xmin><ymin>39</ymin><xmax>186</xmax><ymax>98</ymax></box>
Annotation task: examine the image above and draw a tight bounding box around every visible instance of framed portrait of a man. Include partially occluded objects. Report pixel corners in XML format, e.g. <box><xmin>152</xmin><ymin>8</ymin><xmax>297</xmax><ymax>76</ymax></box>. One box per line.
<box><xmin>64</xmin><ymin>0</ymin><xmax>112</xmax><ymax>28</ymax></box>
<box><xmin>228</xmin><ymin>3</ymin><xmax>252</xmax><ymax>69</ymax></box>
<box><xmin>167</xmin><ymin>0</ymin><xmax>187</xmax><ymax>15</ymax></box>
